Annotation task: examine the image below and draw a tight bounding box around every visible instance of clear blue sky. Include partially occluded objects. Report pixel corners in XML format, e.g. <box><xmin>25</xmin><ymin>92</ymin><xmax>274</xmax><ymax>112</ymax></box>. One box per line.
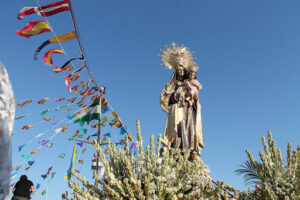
<box><xmin>1</xmin><ymin>0</ymin><xmax>300</xmax><ymax>199</ymax></box>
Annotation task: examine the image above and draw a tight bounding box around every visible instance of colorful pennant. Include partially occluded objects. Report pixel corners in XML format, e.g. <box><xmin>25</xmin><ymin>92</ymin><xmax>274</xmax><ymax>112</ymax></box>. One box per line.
<box><xmin>16</xmin><ymin>20</ymin><xmax>51</xmax><ymax>38</ymax></box>
<box><xmin>18</xmin><ymin>0</ymin><xmax>70</xmax><ymax>20</ymax></box>
<box><xmin>15</xmin><ymin>115</ymin><xmax>26</xmax><ymax>120</ymax></box>
<box><xmin>52</xmin><ymin>65</ymin><xmax>73</xmax><ymax>73</ymax></box>
<box><xmin>43</xmin><ymin>117</ymin><xmax>54</xmax><ymax>121</ymax></box>
<box><xmin>67</xmin><ymin>97</ymin><xmax>77</xmax><ymax>103</ymax></box>
<box><xmin>40</xmin><ymin>109</ymin><xmax>50</xmax><ymax>115</ymax></box>
<box><xmin>43</xmin><ymin>49</ymin><xmax>64</xmax><ymax>65</ymax></box>
<box><xmin>22</xmin><ymin>124</ymin><xmax>34</xmax><ymax>130</ymax></box>
<box><xmin>55</xmin><ymin>98</ymin><xmax>66</xmax><ymax>102</ymax></box>
<box><xmin>34</xmin><ymin>32</ymin><xmax>76</xmax><ymax>60</ymax></box>
<box><xmin>18</xmin><ymin>100</ymin><xmax>33</xmax><ymax>107</ymax></box>
<box><xmin>22</xmin><ymin>154</ymin><xmax>31</xmax><ymax>159</ymax></box>
<box><xmin>65</xmin><ymin>145</ymin><xmax>76</xmax><ymax>180</ymax></box>
<box><xmin>76</xmin><ymin>142</ymin><xmax>83</xmax><ymax>147</ymax></box>
<box><xmin>41</xmin><ymin>167</ymin><xmax>53</xmax><ymax>179</ymax></box>
<box><xmin>59</xmin><ymin>153</ymin><xmax>66</xmax><ymax>158</ymax></box>
<box><xmin>18</xmin><ymin>144</ymin><xmax>25</xmax><ymax>152</ymax></box>
<box><xmin>37</xmin><ymin>97</ymin><xmax>50</xmax><ymax>104</ymax></box>
<box><xmin>38</xmin><ymin>140</ymin><xmax>49</xmax><ymax>146</ymax></box>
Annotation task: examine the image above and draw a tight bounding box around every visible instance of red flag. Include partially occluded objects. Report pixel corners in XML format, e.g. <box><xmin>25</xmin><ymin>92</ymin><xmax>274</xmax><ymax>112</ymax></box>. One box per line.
<box><xmin>67</xmin><ymin>97</ymin><xmax>77</xmax><ymax>103</ymax></box>
<box><xmin>72</xmin><ymin>81</ymin><xmax>85</xmax><ymax>93</ymax></box>
<box><xmin>69</xmin><ymin>74</ymin><xmax>80</xmax><ymax>82</ymax></box>
<box><xmin>73</xmin><ymin>130</ymin><xmax>79</xmax><ymax>137</ymax></box>
<box><xmin>52</xmin><ymin>67</ymin><xmax>64</xmax><ymax>73</ymax></box>
<box><xmin>16</xmin><ymin>20</ymin><xmax>51</xmax><ymax>38</ymax></box>
<box><xmin>80</xmin><ymin>88</ymin><xmax>89</xmax><ymax>98</ymax></box>
<box><xmin>52</xmin><ymin>65</ymin><xmax>73</xmax><ymax>73</ymax></box>
<box><xmin>18</xmin><ymin>100</ymin><xmax>33</xmax><ymax>107</ymax></box>
<box><xmin>43</xmin><ymin>117</ymin><xmax>54</xmax><ymax>121</ymax></box>
<box><xmin>18</xmin><ymin>0</ymin><xmax>69</xmax><ymax>20</ymax></box>
<box><xmin>43</xmin><ymin>49</ymin><xmax>64</xmax><ymax>66</ymax></box>
<box><xmin>61</xmin><ymin>127</ymin><xmax>68</xmax><ymax>133</ymax></box>
<box><xmin>22</xmin><ymin>125</ymin><xmax>34</xmax><ymax>130</ymax></box>
<box><xmin>55</xmin><ymin>98</ymin><xmax>65</xmax><ymax>102</ymax></box>
<box><xmin>64</xmin><ymin>76</ymin><xmax>71</xmax><ymax>92</ymax></box>
<box><xmin>70</xmin><ymin>65</ymin><xmax>86</xmax><ymax>75</ymax></box>
<box><xmin>38</xmin><ymin>97</ymin><xmax>50</xmax><ymax>104</ymax></box>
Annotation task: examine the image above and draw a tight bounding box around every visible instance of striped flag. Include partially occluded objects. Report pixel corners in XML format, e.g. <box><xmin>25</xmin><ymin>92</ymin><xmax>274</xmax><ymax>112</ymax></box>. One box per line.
<box><xmin>67</xmin><ymin>97</ymin><xmax>77</xmax><ymax>103</ymax></box>
<box><xmin>18</xmin><ymin>0</ymin><xmax>69</xmax><ymax>20</ymax></box>
<box><xmin>65</xmin><ymin>145</ymin><xmax>76</xmax><ymax>180</ymax></box>
<box><xmin>55</xmin><ymin>98</ymin><xmax>66</xmax><ymax>102</ymax></box>
<box><xmin>72</xmin><ymin>81</ymin><xmax>85</xmax><ymax>93</ymax></box>
<box><xmin>69</xmin><ymin>74</ymin><xmax>80</xmax><ymax>82</ymax></box>
<box><xmin>43</xmin><ymin>49</ymin><xmax>64</xmax><ymax>65</ymax></box>
<box><xmin>18</xmin><ymin>100</ymin><xmax>33</xmax><ymax>107</ymax></box>
<box><xmin>34</xmin><ymin>32</ymin><xmax>76</xmax><ymax>60</ymax></box>
<box><xmin>22</xmin><ymin>124</ymin><xmax>34</xmax><ymax>130</ymax></box>
<box><xmin>52</xmin><ymin>65</ymin><xmax>73</xmax><ymax>73</ymax></box>
<box><xmin>16</xmin><ymin>20</ymin><xmax>51</xmax><ymax>38</ymax></box>
<box><xmin>38</xmin><ymin>97</ymin><xmax>50</xmax><ymax>104</ymax></box>
<box><xmin>74</xmin><ymin>97</ymin><xmax>101</xmax><ymax>126</ymax></box>
<box><xmin>69</xmin><ymin>65</ymin><xmax>86</xmax><ymax>76</ymax></box>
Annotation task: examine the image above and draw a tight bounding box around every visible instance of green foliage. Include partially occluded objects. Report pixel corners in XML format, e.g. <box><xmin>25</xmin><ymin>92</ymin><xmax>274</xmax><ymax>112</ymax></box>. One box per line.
<box><xmin>236</xmin><ymin>131</ymin><xmax>300</xmax><ymax>200</ymax></box>
<box><xmin>66</xmin><ymin>121</ymin><xmax>234</xmax><ymax>200</ymax></box>
<box><xmin>65</xmin><ymin>123</ymin><xmax>299</xmax><ymax>200</ymax></box>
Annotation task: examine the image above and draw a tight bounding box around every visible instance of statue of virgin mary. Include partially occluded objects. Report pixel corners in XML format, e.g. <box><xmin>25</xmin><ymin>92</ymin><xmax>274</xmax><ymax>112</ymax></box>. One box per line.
<box><xmin>160</xmin><ymin>43</ymin><xmax>204</xmax><ymax>154</ymax></box>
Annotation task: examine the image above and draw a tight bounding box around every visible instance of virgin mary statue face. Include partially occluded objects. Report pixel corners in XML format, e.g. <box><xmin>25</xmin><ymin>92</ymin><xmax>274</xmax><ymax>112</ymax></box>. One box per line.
<box><xmin>176</xmin><ymin>65</ymin><xmax>185</xmax><ymax>77</ymax></box>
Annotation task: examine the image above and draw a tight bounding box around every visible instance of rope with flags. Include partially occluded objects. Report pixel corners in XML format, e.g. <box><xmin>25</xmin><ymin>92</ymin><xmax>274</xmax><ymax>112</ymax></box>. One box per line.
<box><xmin>14</xmin><ymin>0</ymin><xmax>138</xmax><ymax>198</ymax></box>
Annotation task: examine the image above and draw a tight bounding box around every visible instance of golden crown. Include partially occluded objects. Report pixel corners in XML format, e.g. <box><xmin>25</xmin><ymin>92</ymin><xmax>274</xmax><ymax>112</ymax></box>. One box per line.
<box><xmin>160</xmin><ymin>42</ymin><xmax>196</xmax><ymax>71</ymax></box>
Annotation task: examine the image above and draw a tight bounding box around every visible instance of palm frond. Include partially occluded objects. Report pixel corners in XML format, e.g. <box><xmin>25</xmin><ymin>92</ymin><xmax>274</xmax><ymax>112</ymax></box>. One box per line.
<box><xmin>235</xmin><ymin>160</ymin><xmax>261</xmax><ymax>186</ymax></box>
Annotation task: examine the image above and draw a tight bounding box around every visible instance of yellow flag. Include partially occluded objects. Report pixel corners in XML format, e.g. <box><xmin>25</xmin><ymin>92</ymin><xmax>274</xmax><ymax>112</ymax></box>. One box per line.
<box><xmin>49</xmin><ymin>32</ymin><xmax>76</xmax><ymax>43</ymax></box>
<box><xmin>101</xmin><ymin>116</ymin><xmax>107</xmax><ymax>122</ymax></box>
<box><xmin>109</xmin><ymin>111</ymin><xmax>116</xmax><ymax>117</ymax></box>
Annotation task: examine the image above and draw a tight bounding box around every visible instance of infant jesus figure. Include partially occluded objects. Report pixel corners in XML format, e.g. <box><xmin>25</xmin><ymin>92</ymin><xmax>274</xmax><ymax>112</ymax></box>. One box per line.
<box><xmin>184</xmin><ymin>70</ymin><xmax>202</xmax><ymax>107</ymax></box>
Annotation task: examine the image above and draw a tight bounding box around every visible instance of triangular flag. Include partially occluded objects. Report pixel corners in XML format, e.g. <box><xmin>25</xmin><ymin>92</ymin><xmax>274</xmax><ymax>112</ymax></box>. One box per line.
<box><xmin>80</xmin><ymin>128</ymin><xmax>87</xmax><ymax>134</ymax></box>
<box><xmin>101</xmin><ymin>116</ymin><xmax>107</xmax><ymax>122</ymax></box>
<box><xmin>18</xmin><ymin>144</ymin><xmax>25</xmax><ymax>152</ymax></box>
<box><xmin>59</xmin><ymin>153</ymin><xmax>65</xmax><ymax>158</ymax></box>
<box><xmin>104</xmin><ymin>132</ymin><xmax>111</xmax><ymax>138</ymax></box>
<box><xmin>28</xmin><ymin>161</ymin><xmax>35</xmax><ymax>166</ymax></box>
<box><xmin>22</xmin><ymin>154</ymin><xmax>31</xmax><ymax>159</ymax></box>
<box><xmin>40</xmin><ymin>109</ymin><xmax>50</xmax><ymax>115</ymax></box>
<box><xmin>76</xmin><ymin>142</ymin><xmax>83</xmax><ymax>147</ymax></box>
<box><xmin>38</xmin><ymin>140</ymin><xmax>48</xmax><ymax>146</ymax></box>
<box><xmin>130</xmin><ymin>142</ymin><xmax>136</xmax><ymax>150</ymax></box>
<box><xmin>15</xmin><ymin>115</ymin><xmax>26</xmax><ymax>120</ymax></box>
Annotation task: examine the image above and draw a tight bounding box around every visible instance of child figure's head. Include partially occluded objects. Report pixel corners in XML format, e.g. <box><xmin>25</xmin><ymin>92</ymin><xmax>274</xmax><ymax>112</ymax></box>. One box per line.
<box><xmin>188</xmin><ymin>71</ymin><xmax>197</xmax><ymax>80</ymax></box>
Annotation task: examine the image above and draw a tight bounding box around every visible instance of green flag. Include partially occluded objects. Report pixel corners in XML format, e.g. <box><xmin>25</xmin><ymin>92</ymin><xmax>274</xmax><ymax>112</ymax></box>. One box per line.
<box><xmin>74</xmin><ymin>98</ymin><xmax>101</xmax><ymax>126</ymax></box>
<box><xmin>15</xmin><ymin>115</ymin><xmax>26</xmax><ymax>120</ymax></box>
<box><xmin>41</xmin><ymin>190</ymin><xmax>47</xmax><ymax>195</ymax></box>
<box><xmin>80</xmin><ymin>128</ymin><xmax>87</xmax><ymax>134</ymax></box>
<box><xmin>59</xmin><ymin>153</ymin><xmax>65</xmax><ymax>158</ymax></box>
<box><xmin>40</xmin><ymin>109</ymin><xmax>50</xmax><ymax>115</ymax></box>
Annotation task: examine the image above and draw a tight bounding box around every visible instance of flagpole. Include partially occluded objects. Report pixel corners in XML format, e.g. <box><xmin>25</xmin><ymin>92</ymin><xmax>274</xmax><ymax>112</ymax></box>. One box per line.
<box><xmin>95</xmin><ymin>96</ymin><xmax>102</xmax><ymax>188</ymax></box>
<box><xmin>66</xmin><ymin>0</ymin><xmax>101</xmax><ymax>90</ymax></box>
<box><xmin>66</xmin><ymin>0</ymin><xmax>84</xmax><ymax>58</ymax></box>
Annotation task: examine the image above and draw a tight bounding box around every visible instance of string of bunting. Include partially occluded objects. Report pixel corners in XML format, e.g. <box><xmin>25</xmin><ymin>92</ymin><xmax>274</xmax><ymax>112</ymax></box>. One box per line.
<box><xmin>14</xmin><ymin>0</ymin><xmax>138</xmax><ymax>198</ymax></box>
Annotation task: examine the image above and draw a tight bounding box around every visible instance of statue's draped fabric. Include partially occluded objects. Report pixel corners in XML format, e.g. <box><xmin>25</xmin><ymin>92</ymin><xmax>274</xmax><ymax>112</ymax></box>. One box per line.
<box><xmin>0</xmin><ymin>62</ymin><xmax>15</xmax><ymax>200</ymax></box>
<box><xmin>160</xmin><ymin>73</ymin><xmax>203</xmax><ymax>152</ymax></box>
